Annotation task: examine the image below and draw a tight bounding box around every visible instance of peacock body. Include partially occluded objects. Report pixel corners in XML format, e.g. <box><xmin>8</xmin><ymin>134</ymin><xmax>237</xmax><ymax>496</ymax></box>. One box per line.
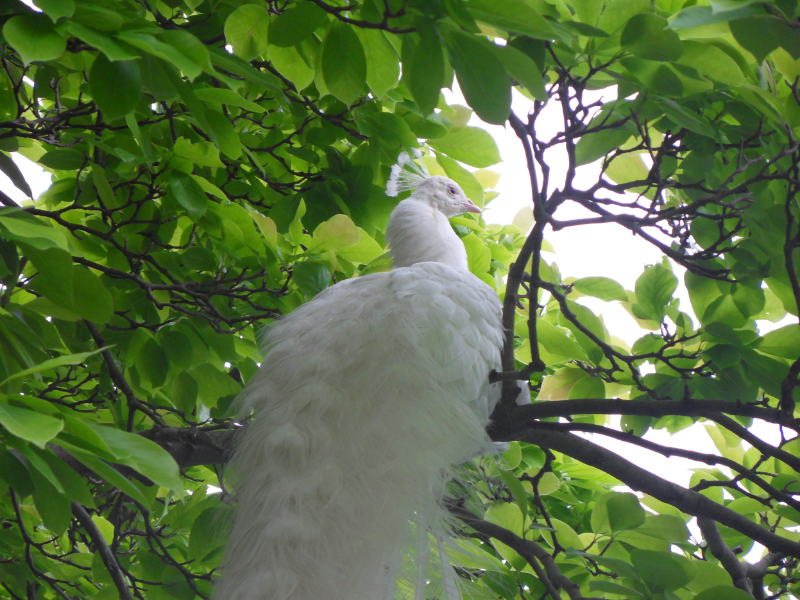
<box><xmin>213</xmin><ymin>154</ymin><xmax>523</xmax><ymax>600</ymax></box>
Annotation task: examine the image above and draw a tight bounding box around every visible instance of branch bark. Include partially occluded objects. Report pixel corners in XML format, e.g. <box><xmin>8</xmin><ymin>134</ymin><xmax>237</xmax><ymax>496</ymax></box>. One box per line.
<box><xmin>697</xmin><ymin>516</ymin><xmax>753</xmax><ymax>595</ymax></box>
<box><xmin>516</xmin><ymin>427</ymin><xmax>800</xmax><ymax>558</ymax></box>
<box><xmin>488</xmin><ymin>399</ymin><xmax>800</xmax><ymax>439</ymax></box>
<box><xmin>70</xmin><ymin>502</ymin><xmax>134</xmax><ymax>600</ymax></box>
<box><xmin>447</xmin><ymin>502</ymin><xmax>603</xmax><ymax>600</ymax></box>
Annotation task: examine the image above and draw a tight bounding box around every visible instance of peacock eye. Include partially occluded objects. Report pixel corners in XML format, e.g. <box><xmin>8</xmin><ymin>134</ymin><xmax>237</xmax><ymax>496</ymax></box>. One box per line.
<box><xmin>448</xmin><ymin>185</ymin><xmax>457</xmax><ymax>195</ymax></box>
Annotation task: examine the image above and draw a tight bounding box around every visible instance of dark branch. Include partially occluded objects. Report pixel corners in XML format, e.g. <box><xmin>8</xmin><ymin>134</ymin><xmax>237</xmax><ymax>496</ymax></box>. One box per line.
<box><xmin>71</xmin><ymin>502</ymin><xmax>134</xmax><ymax>600</ymax></box>
<box><xmin>517</xmin><ymin>426</ymin><xmax>800</xmax><ymax>558</ymax></box>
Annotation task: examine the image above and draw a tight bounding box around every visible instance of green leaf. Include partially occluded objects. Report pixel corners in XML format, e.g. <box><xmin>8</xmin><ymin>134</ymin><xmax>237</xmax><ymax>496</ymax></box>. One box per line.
<box><xmin>169</xmin><ymin>170</ymin><xmax>208</xmax><ymax>221</ymax></box>
<box><xmin>3</xmin><ymin>14</ymin><xmax>66</xmax><ymax>65</ymax></box>
<box><xmin>598</xmin><ymin>0</ymin><xmax>651</xmax><ymax>35</ymax></box>
<box><xmin>572</xmin><ymin>0</ymin><xmax>602</xmax><ymax>26</ymax></box>
<box><xmin>462</xmin><ymin>233</ymin><xmax>491</xmax><ymax>275</ymax></box>
<box><xmin>575</xmin><ymin>117</ymin><xmax>631</xmax><ymax>166</ymax></box>
<box><xmin>89</xmin><ymin>54</ymin><xmax>142</xmax><ymax>122</ymax></box>
<box><xmin>193</xmin><ymin>88</ymin><xmax>266</xmax><ymax>114</ymax></box>
<box><xmin>757</xmin><ymin>324</ymin><xmax>800</xmax><ymax>359</ymax></box>
<box><xmin>686</xmin><ymin>561</ymin><xmax>733</xmax><ymax>593</ymax></box>
<box><xmin>34</xmin><ymin>0</ymin><xmax>75</xmax><ymax>21</ymax></box>
<box><xmin>621</xmin><ymin>14</ymin><xmax>684</xmax><ymax>62</ymax></box>
<box><xmin>137</xmin><ymin>339</ymin><xmax>168</xmax><ymax>389</ymax></box>
<box><xmin>205</xmin><ymin>109</ymin><xmax>242</xmax><ymax>159</ymax></box>
<box><xmin>562</xmin><ymin>21</ymin><xmax>609</xmax><ymax>37</ymax></box>
<box><xmin>139</xmin><ymin>53</ymin><xmax>179</xmax><ymax>100</ymax></box>
<box><xmin>34</xmin><ymin>447</ymin><xmax>94</xmax><ymax>507</ymax></box>
<box><xmin>160</xmin><ymin>30</ymin><xmax>214</xmax><ymax>78</ymax></box>
<box><xmin>70</xmin><ymin>265</ymin><xmax>114</xmax><ymax>324</ymax></box>
<box><xmin>0</xmin><ymin>448</ymin><xmax>34</xmax><ymax>497</ymax></box>
<box><xmin>573</xmin><ymin>276</ymin><xmax>627</xmax><ymax>302</ymax></box>
<box><xmin>174</xmin><ymin>137</ymin><xmax>224</xmax><ymax>169</ymax></box>
<box><xmin>224</xmin><ymin>4</ymin><xmax>270</xmax><ymax>61</ymax></box>
<box><xmin>605</xmin><ymin>152</ymin><xmax>650</xmax><ymax>188</ymax></box>
<box><xmin>15</xmin><ymin>442</ymin><xmax>63</xmax><ymax>492</ymax></box>
<box><xmin>90</xmin><ymin>425</ymin><xmax>183</xmax><ymax>492</ymax></box>
<box><xmin>491</xmin><ymin>44</ymin><xmax>547</xmax><ymax>101</ymax></box>
<box><xmin>536</xmin><ymin>319</ymin><xmax>588</xmax><ymax>361</ymax></box>
<box><xmin>677</xmin><ymin>41</ymin><xmax>745</xmax><ymax>86</ymax></box>
<box><xmin>0</xmin><ymin>152</ymin><xmax>32</xmax><ymax>197</ymax></box>
<box><xmin>428</xmin><ymin>126</ymin><xmax>501</xmax><ymax>168</ymax></box>
<box><xmin>59</xmin><ymin>414</ymin><xmax>116</xmax><ymax>461</ymax></box>
<box><xmin>732</xmin><ymin>284</ymin><xmax>765</xmax><ymax>318</ymax></box>
<box><xmin>635</xmin><ymin>514</ymin><xmax>690</xmax><ymax>542</ymax></box>
<box><xmin>269</xmin><ymin>2</ymin><xmax>328</xmax><ymax>48</ymax></box>
<box><xmin>630</xmin><ymin>549</ymin><xmax>691</xmax><ymax>592</ymax></box>
<box><xmin>0</xmin><ymin>402</ymin><xmax>63</xmax><ymax>448</ymax></box>
<box><xmin>364</xmin><ymin>113</ymin><xmax>419</xmax><ymax>148</ymax></box>
<box><xmin>485</xmin><ymin>502</ymin><xmax>526</xmax><ymax>568</ymax></box>
<box><xmin>57</xmin><ymin>441</ymin><xmax>149</xmax><ymax>506</ymax></box>
<box><xmin>38</xmin><ymin>149</ymin><xmax>85</xmax><ymax>171</ymax></box>
<box><xmin>321</xmin><ymin>21</ymin><xmax>367</xmax><ymax>106</ymax></box>
<box><xmin>694</xmin><ymin>586</ymin><xmax>753</xmax><ymax>600</ymax></box>
<box><xmin>118</xmin><ymin>31</ymin><xmax>200</xmax><ymax>81</ymax></box>
<box><xmin>30</xmin><ymin>465</ymin><xmax>71</xmax><ymax>535</ymax></box>
<box><xmin>588</xmin><ymin>581</ymin><xmax>644</xmax><ymax>597</ymax></box>
<box><xmin>172</xmin><ymin>371</ymin><xmax>198</xmax><ymax>414</ymax></box>
<box><xmin>159</xmin><ymin>331</ymin><xmax>193</xmax><ymax>371</ymax></box>
<box><xmin>270</xmin><ymin>44</ymin><xmax>316</xmax><ymax>91</ymax></box>
<box><xmin>190</xmin><ymin>363</ymin><xmax>242</xmax><ymax>409</ymax></box>
<box><xmin>67</xmin><ymin>22</ymin><xmax>139</xmax><ymax>61</ymax></box>
<box><xmin>543</xmin><ymin>518</ymin><xmax>583</xmax><ymax>551</ymax></box>
<box><xmin>292</xmin><ymin>260</ymin><xmax>332</xmax><ymax>297</ymax></box>
<box><xmin>501</xmin><ymin>441</ymin><xmax>522</xmax><ymax>469</ymax></box>
<box><xmin>0</xmin><ymin>349</ymin><xmax>105</xmax><ymax>388</ymax></box>
<box><xmin>499</xmin><ymin>469</ymin><xmax>528</xmax><ymax>519</ymax></box>
<box><xmin>336</xmin><ymin>229</ymin><xmax>383</xmax><ymax>264</ymax></box>
<box><xmin>730</xmin><ymin>16</ymin><xmax>800</xmax><ymax>63</ymax></box>
<box><xmin>657</xmin><ymin>99</ymin><xmax>717</xmax><ymax>138</ymax></box>
<box><xmin>92</xmin><ymin>164</ymin><xmax>118</xmax><ymax>208</ymax></box>
<box><xmin>567</xmin><ymin>376</ymin><xmax>605</xmax><ymax>399</ymax></box>
<box><xmin>668</xmin><ymin>5</ymin><xmax>761</xmax><ymax>30</ymax></box>
<box><xmin>162</xmin><ymin>565</ymin><xmax>195</xmax><ymax>600</ymax></box>
<box><xmin>189</xmin><ymin>506</ymin><xmax>231</xmax><ymax>560</ymax></box>
<box><xmin>310</xmin><ymin>214</ymin><xmax>360</xmax><ymax>253</ymax></box>
<box><xmin>207</xmin><ymin>45</ymin><xmax>282</xmax><ymax>92</ymax></box>
<box><xmin>359</xmin><ymin>29</ymin><xmax>400</xmax><ymax>99</ymax></box>
<box><xmin>464</xmin><ymin>0</ymin><xmax>557</xmax><ymax>40</ymax></box>
<box><xmin>405</xmin><ymin>24</ymin><xmax>444</xmax><ymax>117</ymax></box>
<box><xmin>634</xmin><ymin>264</ymin><xmax>678</xmax><ymax>321</ymax></box>
<box><xmin>445</xmin><ymin>31</ymin><xmax>511</xmax><ymax>125</ymax></box>
<box><xmin>606</xmin><ymin>492</ymin><xmax>646</xmax><ymax>532</ymax></box>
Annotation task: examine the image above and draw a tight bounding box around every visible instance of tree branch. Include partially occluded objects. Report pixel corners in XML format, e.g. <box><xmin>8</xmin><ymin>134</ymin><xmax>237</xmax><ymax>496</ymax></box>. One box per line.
<box><xmin>517</xmin><ymin>427</ymin><xmax>800</xmax><ymax>558</ymax></box>
<box><xmin>489</xmin><ymin>399</ymin><xmax>800</xmax><ymax>439</ymax></box>
<box><xmin>447</xmin><ymin>502</ymin><xmax>603</xmax><ymax>600</ymax></box>
<box><xmin>84</xmin><ymin>320</ymin><xmax>166</xmax><ymax>428</ymax></box>
<box><xmin>70</xmin><ymin>502</ymin><xmax>134</xmax><ymax>600</ymax></box>
<box><xmin>697</xmin><ymin>516</ymin><xmax>753</xmax><ymax>595</ymax></box>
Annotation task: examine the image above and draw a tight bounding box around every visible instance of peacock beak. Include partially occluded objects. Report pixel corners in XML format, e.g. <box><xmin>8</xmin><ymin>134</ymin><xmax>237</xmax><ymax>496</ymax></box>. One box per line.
<box><xmin>462</xmin><ymin>200</ymin><xmax>482</xmax><ymax>214</ymax></box>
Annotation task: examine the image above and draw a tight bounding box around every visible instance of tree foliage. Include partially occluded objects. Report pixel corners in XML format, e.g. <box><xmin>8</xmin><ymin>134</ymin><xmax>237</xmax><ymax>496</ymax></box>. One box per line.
<box><xmin>1</xmin><ymin>0</ymin><xmax>800</xmax><ymax>598</ymax></box>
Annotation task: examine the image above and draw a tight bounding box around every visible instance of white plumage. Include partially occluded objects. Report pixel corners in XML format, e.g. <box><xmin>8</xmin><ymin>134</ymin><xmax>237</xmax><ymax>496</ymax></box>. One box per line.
<box><xmin>214</xmin><ymin>154</ymin><xmax>526</xmax><ymax>600</ymax></box>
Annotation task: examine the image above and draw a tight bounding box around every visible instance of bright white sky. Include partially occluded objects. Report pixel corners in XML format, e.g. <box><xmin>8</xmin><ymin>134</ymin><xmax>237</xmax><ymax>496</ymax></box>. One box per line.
<box><xmin>2</xmin><ymin>81</ymin><xmax>791</xmax><ymax>558</ymax></box>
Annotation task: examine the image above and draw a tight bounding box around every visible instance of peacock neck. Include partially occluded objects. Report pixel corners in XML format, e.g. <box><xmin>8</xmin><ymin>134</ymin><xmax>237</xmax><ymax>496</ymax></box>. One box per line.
<box><xmin>386</xmin><ymin>198</ymin><xmax>469</xmax><ymax>271</ymax></box>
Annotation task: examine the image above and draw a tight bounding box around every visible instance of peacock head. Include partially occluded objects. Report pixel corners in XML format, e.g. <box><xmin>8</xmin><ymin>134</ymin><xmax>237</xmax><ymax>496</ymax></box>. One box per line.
<box><xmin>386</xmin><ymin>150</ymin><xmax>481</xmax><ymax>217</ymax></box>
<box><xmin>414</xmin><ymin>176</ymin><xmax>481</xmax><ymax>218</ymax></box>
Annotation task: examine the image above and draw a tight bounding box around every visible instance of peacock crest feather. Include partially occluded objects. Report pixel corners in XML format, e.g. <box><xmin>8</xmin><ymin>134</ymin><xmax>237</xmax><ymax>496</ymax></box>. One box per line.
<box><xmin>386</xmin><ymin>148</ymin><xmax>430</xmax><ymax>197</ymax></box>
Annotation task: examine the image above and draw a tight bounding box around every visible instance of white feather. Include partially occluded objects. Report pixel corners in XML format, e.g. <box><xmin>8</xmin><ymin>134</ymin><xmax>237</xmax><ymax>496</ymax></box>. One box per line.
<box><xmin>214</xmin><ymin>163</ymin><xmax>528</xmax><ymax>600</ymax></box>
<box><xmin>386</xmin><ymin>151</ymin><xmax>431</xmax><ymax>197</ymax></box>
